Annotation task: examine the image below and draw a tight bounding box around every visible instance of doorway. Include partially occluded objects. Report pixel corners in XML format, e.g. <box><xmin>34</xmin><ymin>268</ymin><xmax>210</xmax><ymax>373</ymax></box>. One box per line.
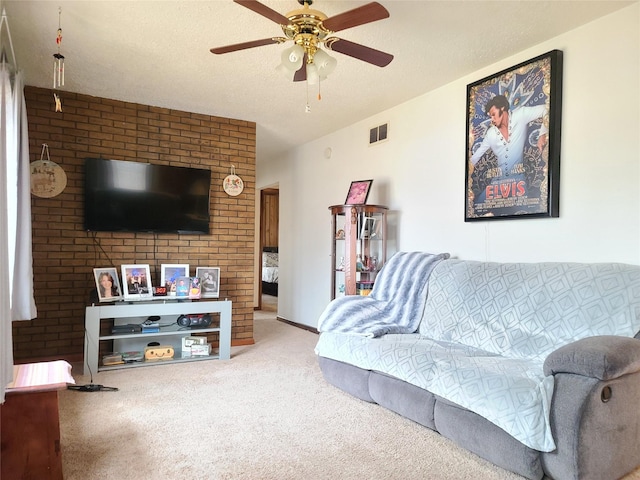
<box><xmin>259</xmin><ymin>188</ymin><xmax>279</xmax><ymax>311</ymax></box>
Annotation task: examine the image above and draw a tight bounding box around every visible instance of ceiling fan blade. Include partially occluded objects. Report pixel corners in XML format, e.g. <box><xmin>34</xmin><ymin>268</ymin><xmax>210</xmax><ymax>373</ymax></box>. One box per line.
<box><xmin>210</xmin><ymin>38</ymin><xmax>281</xmax><ymax>54</ymax></box>
<box><xmin>322</xmin><ymin>2</ymin><xmax>390</xmax><ymax>33</ymax></box>
<box><xmin>327</xmin><ymin>38</ymin><xmax>393</xmax><ymax>67</ymax></box>
<box><xmin>234</xmin><ymin>0</ymin><xmax>290</xmax><ymax>25</ymax></box>
<box><xmin>293</xmin><ymin>53</ymin><xmax>308</xmax><ymax>82</ymax></box>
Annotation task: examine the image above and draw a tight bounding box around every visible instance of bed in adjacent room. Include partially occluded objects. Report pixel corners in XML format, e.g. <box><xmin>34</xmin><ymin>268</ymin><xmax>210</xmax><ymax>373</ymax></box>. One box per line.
<box><xmin>262</xmin><ymin>247</ymin><xmax>278</xmax><ymax>297</ymax></box>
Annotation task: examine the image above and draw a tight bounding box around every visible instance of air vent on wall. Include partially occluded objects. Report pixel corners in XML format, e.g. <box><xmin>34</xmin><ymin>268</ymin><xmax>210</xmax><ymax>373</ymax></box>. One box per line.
<box><xmin>369</xmin><ymin>122</ymin><xmax>389</xmax><ymax>145</ymax></box>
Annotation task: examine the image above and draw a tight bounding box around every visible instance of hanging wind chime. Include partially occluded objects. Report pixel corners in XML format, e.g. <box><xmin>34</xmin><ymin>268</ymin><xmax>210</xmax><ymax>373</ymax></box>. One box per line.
<box><xmin>52</xmin><ymin>7</ymin><xmax>64</xmax><ymax>112</ymax></box>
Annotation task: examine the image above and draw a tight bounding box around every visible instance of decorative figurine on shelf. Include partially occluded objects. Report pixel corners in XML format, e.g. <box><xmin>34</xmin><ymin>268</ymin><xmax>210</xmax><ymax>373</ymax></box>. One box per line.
<box><xmin>356</xmin><ymin>254</ymin><xmax>364</xmax><ymax>272</ymax></box>
<box><xmin>370</xmin><ymin>256</ymin><xmax>378</xmax><ymax>272</ymax></box>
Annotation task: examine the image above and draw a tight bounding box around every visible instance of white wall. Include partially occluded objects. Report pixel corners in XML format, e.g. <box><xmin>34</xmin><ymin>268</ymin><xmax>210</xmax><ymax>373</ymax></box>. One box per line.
<box><xmin>257</xmin><ymin>4</ymin><xmax>640</xmax><ymax>328</ymax></box>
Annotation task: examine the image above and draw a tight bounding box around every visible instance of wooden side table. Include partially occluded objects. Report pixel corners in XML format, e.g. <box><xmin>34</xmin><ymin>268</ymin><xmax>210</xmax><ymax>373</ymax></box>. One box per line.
<box><xmin>1</xmin><ymin>360</ymin><xmax>75</xmax><ymax>480</ymax></box>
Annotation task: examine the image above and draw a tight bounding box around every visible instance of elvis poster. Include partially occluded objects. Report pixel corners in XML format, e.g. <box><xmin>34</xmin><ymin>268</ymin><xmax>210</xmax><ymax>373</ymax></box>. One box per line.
<box><xmin>465</xmin><ymin>50</ymin><xmax>562</xmax><ymax>221</ymax></box>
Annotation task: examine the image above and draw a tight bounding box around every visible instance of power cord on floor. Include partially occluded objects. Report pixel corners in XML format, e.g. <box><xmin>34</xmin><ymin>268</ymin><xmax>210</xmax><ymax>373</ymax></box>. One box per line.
<box><xmin>67</xmin><ymin>328</ymin><xmax>119</xmax><ymax>393</ymax></box>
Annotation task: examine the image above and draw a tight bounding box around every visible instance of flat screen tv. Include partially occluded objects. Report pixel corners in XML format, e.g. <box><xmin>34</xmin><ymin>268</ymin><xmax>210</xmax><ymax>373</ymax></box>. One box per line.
<box><xmin>84</xmin><ymin>158</ymin><xmax>211</xmax><ymax>234</ymax></box>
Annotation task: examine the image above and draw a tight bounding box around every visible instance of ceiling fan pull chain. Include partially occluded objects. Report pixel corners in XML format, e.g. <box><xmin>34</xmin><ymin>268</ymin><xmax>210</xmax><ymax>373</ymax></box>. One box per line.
<box><xmin>305</xmin><ymin>81</ymin><xmax>311</xmax><ymax>113</ymax></box>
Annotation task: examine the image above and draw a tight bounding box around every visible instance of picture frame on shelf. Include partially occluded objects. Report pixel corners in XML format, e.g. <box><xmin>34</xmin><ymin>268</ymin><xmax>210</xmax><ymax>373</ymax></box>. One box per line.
<box><xmin>196</xmin><ymin>267</ymin><xmax>220</xmax><ymax>298</ymax></box>
<box><xmin>175</xmin><ymin>276</ymin><xmax>190</xmax><ymax>297</ymax></box>
<box><xmin>465</xmin><ymin>49</ymin><xmax>563</xmax><ymax>221</ymax></box>
<box><xmin>161</xmin><ymin>264</ymin><xmax>189</xmax><ymax>295</ymax></box>
<box><xmin>345</xmin><ymin>179</ymin><xmax>373</xmax><ymax>205</ymax></box>
<box><xmin>121</xmin><ymin>264</ymin><xmax>152</xmax><ymax>300</ymax></box>
<box><xmin>189</xmin><ymin>277</ymin><xmax>201</xmax><ymax>299</ymax></box>
<box><xmin>93</xmin><ymin>267</ymin><xmax>123</xmax><ymax>302</ymax></box>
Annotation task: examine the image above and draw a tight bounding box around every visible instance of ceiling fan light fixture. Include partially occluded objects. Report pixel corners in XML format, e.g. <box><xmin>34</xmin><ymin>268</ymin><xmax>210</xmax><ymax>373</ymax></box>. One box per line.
<box><xmin>313</xmin><ymin>48</ymin><xmax>336</xmax><ymax>78</ymax></box>
<box><xmin>212</xmin><ymin>0</ymin><xmax>393</xmax><ymax>102</ymax></box>
<box><xmin>280</xmin><ymin>44</ymin><xmax>305</xmax><ymax>71</ymax></box>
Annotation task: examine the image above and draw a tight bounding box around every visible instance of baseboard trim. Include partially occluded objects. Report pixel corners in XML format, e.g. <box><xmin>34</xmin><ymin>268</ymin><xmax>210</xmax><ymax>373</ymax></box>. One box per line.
<box><xmin>276</xmin><ymin>316</ymin><xmax>318</xmax><ymax>334</ymax></box>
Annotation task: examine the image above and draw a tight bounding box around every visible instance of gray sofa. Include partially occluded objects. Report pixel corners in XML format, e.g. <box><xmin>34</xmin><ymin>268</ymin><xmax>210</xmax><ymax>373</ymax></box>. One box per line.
<box><xmin>315</xmin><ymin>252</ymin><xmax>640</xmax><ymax>480</ymax></box>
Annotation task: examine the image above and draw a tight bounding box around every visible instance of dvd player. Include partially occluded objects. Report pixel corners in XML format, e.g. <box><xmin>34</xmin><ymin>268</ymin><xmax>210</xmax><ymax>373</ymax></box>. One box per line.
<box><xmin>111</xmin><ymin>324</ymin><xmax>142</xmax><ymax>334</ymax></box>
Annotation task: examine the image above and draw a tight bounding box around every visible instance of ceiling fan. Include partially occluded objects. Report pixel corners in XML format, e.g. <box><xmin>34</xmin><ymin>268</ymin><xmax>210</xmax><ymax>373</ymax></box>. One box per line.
<box><xmin>210</xmin><ymin>0</ymin><xmax>393</xmax><ymax>84</ymax></box>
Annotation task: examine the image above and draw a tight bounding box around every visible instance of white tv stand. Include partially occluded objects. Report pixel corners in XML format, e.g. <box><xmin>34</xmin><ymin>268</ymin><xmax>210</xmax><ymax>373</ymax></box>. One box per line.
<box><xmin>84</xmin><ymin>298</ymin><xmax>232</xmax><ymax>374</ymax></box>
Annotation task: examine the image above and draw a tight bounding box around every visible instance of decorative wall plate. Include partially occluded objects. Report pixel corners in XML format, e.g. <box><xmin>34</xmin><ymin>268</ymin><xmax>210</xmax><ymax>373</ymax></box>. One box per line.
<box><xmin>30</xmin><ymin>159</ymin><xmax>67</xmax><ymax>198</ymax></box>
<box><xmin>223</xmin><ymin>165</ymin><xmax>244</xmax><ymax>196</ymax></box>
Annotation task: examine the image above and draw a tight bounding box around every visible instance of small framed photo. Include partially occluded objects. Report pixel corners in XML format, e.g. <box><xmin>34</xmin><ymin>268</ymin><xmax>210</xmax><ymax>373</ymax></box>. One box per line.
<box><xmin>121</xmin><ymin>264</ymin><xmax>152</xmax><ymax>300</ymax></box>
<box><xmin>161</xmin><ymin>264</ymin><xmax>189</xmax><ymax>295</ymax></box>
<box><xmin>189</xmin><ymin>277</ymin><xmax>201</xmax><ymax>299</ymax></box>
<box><xmin>345</xmin><ymin>179</ymin><xmax>373</xmax><ymax>205</ymax></box>
<box><xmin>196</xmin><ymin>267</ymin><xmax>220</xmax><ymax>298</ymax></box>
<box><xmin>175</xmin><ymin>276</ymin><xmax>190</xmax><ymax>297</ymax></box>
<box><xmin>93</xmin><ymin>267</ymin><xmax>123</xmax><ymax>302</ymax></box>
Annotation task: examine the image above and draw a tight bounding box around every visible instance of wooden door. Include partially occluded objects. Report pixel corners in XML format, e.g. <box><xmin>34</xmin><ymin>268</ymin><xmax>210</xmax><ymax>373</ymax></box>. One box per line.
<box><xmin>261</xmin><ymin>189</ymin><xmax>279</xmax><ymax>248</ymax></box>
<box><xmin>259</xmin><ymin>188</ymin><xmax>279</xmax><ymax>309</ymax></box>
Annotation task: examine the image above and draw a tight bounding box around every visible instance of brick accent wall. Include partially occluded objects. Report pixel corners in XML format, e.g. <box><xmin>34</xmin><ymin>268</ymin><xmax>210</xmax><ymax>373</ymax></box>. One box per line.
<box><xmin>13</xmin><ymin>86</ymin><xmax>256</xmax><ymax>361</ymax></box>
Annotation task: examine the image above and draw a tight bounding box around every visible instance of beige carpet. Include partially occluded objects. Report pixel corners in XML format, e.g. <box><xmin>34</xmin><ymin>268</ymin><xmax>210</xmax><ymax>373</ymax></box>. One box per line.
<box><xmin>59</xmin><ymin>312</ymin><xmax>640</xmax><ymax>480</ymax></box>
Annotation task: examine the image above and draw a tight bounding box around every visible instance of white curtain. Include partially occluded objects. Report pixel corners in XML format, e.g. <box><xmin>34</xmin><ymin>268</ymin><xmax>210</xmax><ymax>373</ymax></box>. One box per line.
<box><xmin>10</xmin><ymin>71</ymin><xmax>35</xmax><ymax>321</ymax></box>
<box><xmin>0</xmin><ymin>60</ymin><xmax>14</xmax><ymax>402</ymax></box>
<box><xmin>0</xmin><ymin>64</ymin><xmax>35</xmax><ymax>403</ymax></box>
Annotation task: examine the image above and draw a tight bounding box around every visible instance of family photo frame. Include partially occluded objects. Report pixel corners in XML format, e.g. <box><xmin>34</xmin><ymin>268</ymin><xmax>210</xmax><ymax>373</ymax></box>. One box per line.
<box><xmin>345</xmin><ymin>179</ymin><xmax>373</xmax><ymax>205</ymax></box>
<box><xmin>161</xmin><ymin>263</ymin><xmax>189</xmax><ymax>296</ymax></box>
<box><xmin>196</xmin><ymin>267</ymin><xmax>220</xmax><ymax>298</ymax></box>
<box><xmin>464</xmin><ymin>50</ymin><xmax>563</xmax><ymax>221</ymax></box>
<box><xmin>121</xmin><ymin>264</ymin><xmax>152</xmax><ymax>300</ymax></box>
<box><xmin>93</xmin><ymin>267</ymin><xmax>123</xmax><ymax>302</ymax></box>
<box><xmin>92</xmin><ymin>263</ymin><xmax>221</xmax><ymax>302</ymax></box>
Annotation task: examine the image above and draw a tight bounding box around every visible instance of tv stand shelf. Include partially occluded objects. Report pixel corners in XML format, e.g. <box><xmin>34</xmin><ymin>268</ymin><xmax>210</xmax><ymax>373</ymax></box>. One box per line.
<box><xmin>84</xmin><ymin>299</ymin><xmax>232</xmax><ymax>374</ymax></box>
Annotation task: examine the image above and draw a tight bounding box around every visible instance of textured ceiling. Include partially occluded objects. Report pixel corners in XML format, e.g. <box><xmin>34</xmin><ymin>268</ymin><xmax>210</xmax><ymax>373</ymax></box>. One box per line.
<box><xmin>2</xmin><ymin>0</ymin><xmax>634</xmax><ymax>162</ymax></box>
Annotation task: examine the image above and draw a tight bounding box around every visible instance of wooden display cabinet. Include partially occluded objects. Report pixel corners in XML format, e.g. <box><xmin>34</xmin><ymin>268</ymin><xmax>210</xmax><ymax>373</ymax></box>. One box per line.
<box><xmin>329</xmin><ymin>204</ymin><xmax>388</xmax><ymax>299</ymax></box>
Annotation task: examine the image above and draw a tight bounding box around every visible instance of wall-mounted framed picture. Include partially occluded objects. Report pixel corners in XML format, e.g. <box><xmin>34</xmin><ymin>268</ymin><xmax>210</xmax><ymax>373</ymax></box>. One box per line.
<box><xmin>465</xmin><ymin>49</ymin><xmax>563</xmax><ymax>221</ymax></box>
<box><xmin>196</xmin><ymin>267</ymin><xmax>220</xmax><ymax>298</ymax></box>
<box><xmin>345</xmin><ymin>179</ymin><xmax>373</xmax><ymax>205</ymax></box>
<box><xmin>93</xmin><ymin>267</ymin><xmax>123</xmax><ymax>302</ymax></box>
<box><xmin>121</xmin><ymin>264</ymin><xmax>152</xmax><ymax>300</ymax></box>
<box><xmin>161</xmin><ymin>264</ymin><xmax>189</xmax><ymax>295</ymax></box>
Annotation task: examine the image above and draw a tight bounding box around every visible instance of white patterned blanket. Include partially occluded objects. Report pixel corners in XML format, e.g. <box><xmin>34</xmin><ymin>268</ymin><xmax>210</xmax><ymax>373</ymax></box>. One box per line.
<box><xmin>317</xmin><ymin>252</ymin><xmax>449</xmax><ymax>337</ymax></box>
<box><xmin>316</xmin><ymin>258</ymin><xmax>640</xmax><ymax>451</ymax></box>
<box><xmin>315</xmin><ymin>332</ymin><xmax>555</xmax><ymax>451</ymax></box>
